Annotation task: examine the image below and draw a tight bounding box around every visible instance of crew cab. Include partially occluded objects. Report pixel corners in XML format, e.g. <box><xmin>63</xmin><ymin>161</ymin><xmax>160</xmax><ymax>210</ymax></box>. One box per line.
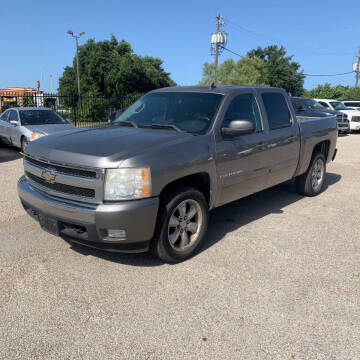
<box><xmin>316</xmin><ymin>99</ymin><xmax>360</xmax><ymax>132</ymax></box>
<box><xmin>18</xmin><ymin>86</ymin><xmax>338</xmax><ymax>263</ymax></box>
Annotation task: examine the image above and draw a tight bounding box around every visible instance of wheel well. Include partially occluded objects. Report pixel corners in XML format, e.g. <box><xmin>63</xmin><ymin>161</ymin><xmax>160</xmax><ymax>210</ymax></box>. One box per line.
<box><xmin>313</xmin><ymin>140</ymin><xmax>330</xmax><ymax>161</ymax></box>
<box><xmin>159</xmin><ymin>173</ymin><xmax>211</xmax><ymax>206</ymax></box>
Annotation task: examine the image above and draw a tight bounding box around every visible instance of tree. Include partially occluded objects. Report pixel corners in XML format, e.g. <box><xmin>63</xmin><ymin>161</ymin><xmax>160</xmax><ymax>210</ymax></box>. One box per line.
<box><xmin>247</xmin><ymin>45</ymin><xmax>305</xmax><ymax>96</ymax></box>
<box><xmin>58</xmin><ymin>35</ymin><xmax>176</xmax><ymax>108</ymax></box>
<box><xmin>303</xmin><ymin>83</ymin><xmax>360</xmax><ymax>100</ymax></box>
<box><xmin>199</xmin><ymin>56</ymin><xmax>268</xmax><ymax>86</ymax></box>
<box><xmin>304</xmin><ymin>83</ymin><xmax>349</xmax><ymax>99</ymax></box>
<box><xmin>344</xmin><ymin>87</ymin><xmax>360</xmax><ymax>100</ymax></box>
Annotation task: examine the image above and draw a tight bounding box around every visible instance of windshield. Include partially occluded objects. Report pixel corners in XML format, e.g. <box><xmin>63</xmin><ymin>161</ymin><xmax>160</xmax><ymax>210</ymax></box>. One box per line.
<box><xmin>292</xmin><ymin>98</ymin><xmax>325</xmax><ymax>110</ymax></box>
<box><xmin>20</xmin><ymin>110</ymin><xmax>68</xmax><ymax>125</ymax></box>
<box><xmin>329</xmin><ymin>101</ymin><xmax>349</xmax><ymax>110</ymax></box>
<box><xmin>113</xmin><ymin>92</ymin><xmax>224</xmax><ymax>134</ymax></box>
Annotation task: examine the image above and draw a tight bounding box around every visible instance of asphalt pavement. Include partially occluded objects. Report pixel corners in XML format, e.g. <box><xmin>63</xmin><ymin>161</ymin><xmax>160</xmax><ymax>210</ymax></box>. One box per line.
<box><xmin>0</xmin><ymin>134</ymin><xmax>359</xmax><ymax>359</ymax></box>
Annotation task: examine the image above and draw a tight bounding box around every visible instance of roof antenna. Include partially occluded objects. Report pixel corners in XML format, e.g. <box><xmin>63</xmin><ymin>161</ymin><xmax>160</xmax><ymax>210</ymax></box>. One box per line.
<box><xmin>210</xmin><ymin>82</ymin><xmax>216</xmax><ymax>89</ymax></box>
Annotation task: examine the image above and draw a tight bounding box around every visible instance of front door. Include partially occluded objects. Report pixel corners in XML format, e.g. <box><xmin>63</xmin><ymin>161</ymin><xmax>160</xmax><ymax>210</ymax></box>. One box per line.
<box><xmin>215</xmin><ymin>91</ymin><xmax>270</xmax><ymax>206</ymax></box>
<box><xmin>7</xmin><ymin>110</ymin><xmax>20</xmax><ymax>146</ymax></box>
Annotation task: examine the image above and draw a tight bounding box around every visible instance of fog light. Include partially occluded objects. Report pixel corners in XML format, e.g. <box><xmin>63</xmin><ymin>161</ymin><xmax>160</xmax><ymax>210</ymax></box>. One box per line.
<box><xmin>103</xmin><ymin>229</ymin><xmax>127</xmax><ymax>241</ymax></box>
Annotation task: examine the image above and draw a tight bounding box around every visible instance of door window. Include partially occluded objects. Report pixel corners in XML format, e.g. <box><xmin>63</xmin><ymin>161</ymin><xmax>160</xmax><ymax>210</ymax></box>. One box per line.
<box><xmin>262</xmin><ymin>93</ymin><xmax>291</xmax><ymax>130</ymax></box>
<box><xmin>8</xmin><ymin>110</ymin><xmax>19</xmax><ymax>122</ymax></box>
<box><xmin>0</xmin><ymin>111</ymin><xmax>9</xmax><ymax>122</ymax></box>
<box><xmin>223</xmin><ymin>93</ymin><xmax>262</xmax><ymax>132</ymax></box>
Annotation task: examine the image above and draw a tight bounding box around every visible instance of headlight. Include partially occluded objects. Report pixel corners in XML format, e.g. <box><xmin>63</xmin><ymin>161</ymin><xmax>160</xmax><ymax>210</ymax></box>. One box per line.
<box><xmin>31</xmin><ymin>133</ymin><xmax>45</xmax><ymax>140</ymax></box>
<box><xmin>104</xmin><ymin>168</ymin><xmax>151</xmax><ymax>200</ymax></box>
<box><xmin>351</xmin><ymin>116</ymin><xmax>360</xmax><ymax>122</ymax></box>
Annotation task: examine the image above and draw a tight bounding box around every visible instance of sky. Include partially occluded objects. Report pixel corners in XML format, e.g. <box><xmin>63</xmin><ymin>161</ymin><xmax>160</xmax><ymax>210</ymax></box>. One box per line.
<box><xmin>1</xmin><ymin>0</ymin><xmax>359</xmax><ymax>93</ymax></box>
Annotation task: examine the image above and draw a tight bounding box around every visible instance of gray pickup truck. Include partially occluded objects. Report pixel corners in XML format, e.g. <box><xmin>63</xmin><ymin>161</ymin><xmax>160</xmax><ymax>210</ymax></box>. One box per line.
<box><xmin>18</xmin><ymin>86</ymin><xmax>338</xmax><ymax>263</ymax></box>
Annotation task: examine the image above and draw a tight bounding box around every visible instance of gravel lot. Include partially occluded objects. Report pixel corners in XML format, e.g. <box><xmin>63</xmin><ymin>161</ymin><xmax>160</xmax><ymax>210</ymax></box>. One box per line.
<box><xmin>0</xmin><ymin>134</ymin><xmax>359</xmax><ymax>360</ymax></box>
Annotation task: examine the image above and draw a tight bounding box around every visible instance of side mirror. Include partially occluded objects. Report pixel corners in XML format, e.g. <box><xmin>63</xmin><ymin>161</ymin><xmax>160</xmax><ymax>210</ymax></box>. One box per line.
<box><xmin>10</xmin><ymin>120</ymin><xmax>20</xmax><ymax>126</ymax></box>
<box><xmin>221</xmin><ymin>120</ymin><xmax>256</xmax><ymax>137</ymax></box>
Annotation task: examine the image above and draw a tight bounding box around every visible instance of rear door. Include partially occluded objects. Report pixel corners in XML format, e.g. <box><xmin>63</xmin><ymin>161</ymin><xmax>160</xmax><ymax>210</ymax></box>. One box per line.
<box><xmin>258</xmin><ymin>90</ymin><xmax>301</xmax><ymax>188</ymax></box>
<box><xmin>0</xmin><ymin>110</ymin><xmax>11</xmax><ymax>144</ymax></box>
<box><xmin>214</xmin><ymin>90</ymin><xmax>270</xmax><ymax>206</ymax></box>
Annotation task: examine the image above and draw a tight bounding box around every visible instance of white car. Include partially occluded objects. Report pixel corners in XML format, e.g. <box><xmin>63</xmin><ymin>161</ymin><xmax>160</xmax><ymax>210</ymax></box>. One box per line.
<box><xmin>0</xmin><ymin>107</ymin><xmax>75</xmax><ymax>152</ymax></box>
<box><xmin>342</xmin><ymin>100</ymin><xmax>360</xmax><ymax>111</ymax></box>
<box><xmin>316</xmin><ymin>99</ymin><xmax>360</xmax><ymax>132</ymax></box>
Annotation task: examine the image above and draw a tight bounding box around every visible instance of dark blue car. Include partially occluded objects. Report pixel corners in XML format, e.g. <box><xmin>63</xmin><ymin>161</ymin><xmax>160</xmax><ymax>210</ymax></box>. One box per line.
<box><xmin>291</xmin><ymin>97</ymin><xmax>350</xmax><ymax>133</ymax></box>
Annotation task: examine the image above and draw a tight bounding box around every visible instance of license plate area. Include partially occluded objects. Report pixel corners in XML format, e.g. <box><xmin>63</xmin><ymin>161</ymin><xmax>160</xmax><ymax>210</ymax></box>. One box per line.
<box><xmin>38</xmin><ymin>213</ymin><xmax>59</xmax><ymax>236</ymax></box>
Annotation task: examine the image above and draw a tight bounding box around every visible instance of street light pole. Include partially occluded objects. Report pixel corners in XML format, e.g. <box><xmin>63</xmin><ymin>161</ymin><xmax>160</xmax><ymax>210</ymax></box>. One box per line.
<box><xmin>67</xmin><ymin>30</ymin><xmax>85</xmax><ymax>107</ymax></box>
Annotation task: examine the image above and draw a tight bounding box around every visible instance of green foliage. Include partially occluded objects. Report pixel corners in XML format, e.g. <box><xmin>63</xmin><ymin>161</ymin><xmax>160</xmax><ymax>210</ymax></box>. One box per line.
<box><xmin>199</xmin><ymin>45</ymin><xmax>304</xmax><ymax>96</ymax></box>
<box><xmin>247</xmin><ymin>45</ymin><xmax>305</xmax><ymax>96</ymax></box>
<box><xmin>22</xmin><ymin>96</ymin><xmax>36</xmax><ymax>107</ymax></box>
<box><xmin>304</xmin><ymin>83</ymin><xmax>360</xmax><ymax>100</ymax></box>
<box><xmin>345</xmin><ymin>87</ymin><xmax>360</xmax><ymax>100</ymax></box>
<box><xmin>58</xmin><ymin>35</ymin><xmax>176</xmax><ymax>109</ymax></box>
<box><xmin>199</xmin><ymin>57</ymin><xmax>268</xmax><ymax>86</ymax></box>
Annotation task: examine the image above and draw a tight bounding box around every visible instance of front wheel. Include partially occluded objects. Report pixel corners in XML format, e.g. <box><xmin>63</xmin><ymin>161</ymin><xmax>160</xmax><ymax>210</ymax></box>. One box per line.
<box><xmin>296</xmin><ymin>152</ymin><xmax>326</xmax><ymax>196</ymax></box>
<box><xmin>151</xmin><ymin>187</ymin><xmax>209</xmax><ymax>263</ymax></box>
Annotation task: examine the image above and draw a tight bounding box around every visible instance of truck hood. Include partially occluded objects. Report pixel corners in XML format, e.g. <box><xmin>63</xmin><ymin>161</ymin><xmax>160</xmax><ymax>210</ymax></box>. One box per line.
<box><xmin>23</xmin><ymin>123</ymin><xmax>75</xmax><ymax>135</ymax></box>
<box><xmin>25</xmin><ymin>125</ymin><xmax>193</xmax><ymax>168</ymax></box>
<box><xmin>339</xmin><ymin>109</ymin><xmax>360</xmax><ymax>116</ymax></box>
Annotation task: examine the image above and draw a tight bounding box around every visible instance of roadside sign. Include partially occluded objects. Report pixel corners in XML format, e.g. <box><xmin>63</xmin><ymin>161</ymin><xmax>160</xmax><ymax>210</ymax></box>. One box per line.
<box><xmin>353</xmin><ymin>62</ymin><xmax>359</xmax><ymax>72</ymax></box>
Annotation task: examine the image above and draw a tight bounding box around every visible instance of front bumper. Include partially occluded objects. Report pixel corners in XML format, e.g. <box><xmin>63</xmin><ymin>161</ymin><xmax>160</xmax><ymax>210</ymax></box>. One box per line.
<box><xmin>17</xmin><ymin>176</ymin><xmax>159</xmax><ymax>253</ymax></box>
<box><xmin>337</xmin><ymin>123</ymin><xmax>350</xmax><ymax>131</ymax></box>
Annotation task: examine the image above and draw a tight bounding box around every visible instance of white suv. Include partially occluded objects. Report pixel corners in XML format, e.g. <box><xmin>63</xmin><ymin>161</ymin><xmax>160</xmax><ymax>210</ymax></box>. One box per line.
<box><xmin>316</xmin><ymin>99</ymin><xmax>360</xmax><ymax>132</ymax></box>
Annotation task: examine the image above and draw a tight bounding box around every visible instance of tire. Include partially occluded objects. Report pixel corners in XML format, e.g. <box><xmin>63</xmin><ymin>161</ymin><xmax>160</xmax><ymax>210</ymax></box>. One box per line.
<box><xmin>296</xmin><ymin>152</ymin><xmax>326</xmax><ymax>197</ymax></box>
<box><xmin>21</xmin><ymin>137</ymin><xmax>28</xmax><ymax>153</ymax></box>
<box><xmin>151</xmin><ymin>187</ymin><xmax>209</xmax><ymax>263</ymax></box>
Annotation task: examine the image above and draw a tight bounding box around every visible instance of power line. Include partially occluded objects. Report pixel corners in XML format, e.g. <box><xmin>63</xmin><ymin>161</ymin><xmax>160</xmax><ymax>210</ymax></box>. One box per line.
<box><xmin>303</xmin><ymin>71</ymin><xmax>354</xmax><ymax>77</ymax></box>
<box><xmin>220</xmin><ymin>46</ymin><xmax>242</xmax><ymax>57</ymax></box>
<box><xmin>224</xmin><ymin>18</ymin><xmax>355</xmax><ymax>56</ymax></box>
<box><xmin>219</xmin><ymin>45</ymin><xmax>353</xmax><ymax>77</ymax></box>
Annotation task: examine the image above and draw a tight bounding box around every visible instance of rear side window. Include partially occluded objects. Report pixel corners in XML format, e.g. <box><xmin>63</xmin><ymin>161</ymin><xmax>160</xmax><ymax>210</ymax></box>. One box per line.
<box><xmin>0</xmin><ymin>111</ymin><xmax>9</xmax><ymax>121</ymax></box>
<box><xmin>262</xmin><ymin>93</ymin><xmax>291</xmax><ymax>130</ymax></box>
<box><xmin>344</xmin><ymin>102</ymin><xmax>360</xmax><ymax>107</ymax></box>
<box><xmin>224</xmin><ymin>93</ymin><xmax>262</xmax><ymax>132</ymax></box>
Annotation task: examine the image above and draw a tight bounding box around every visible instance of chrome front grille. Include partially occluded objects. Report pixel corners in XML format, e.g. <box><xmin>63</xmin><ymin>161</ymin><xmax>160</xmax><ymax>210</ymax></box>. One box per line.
<box><xmin>23</xmin><ymin>156</ymin><xmax>104</xmax><ymax>204</ymax></box>
<box><xmin>336</xmin><ymin>114</ymin><xmax>348</xmax><ymax>123</ymax></box>
<box><xmin>26</xmin><ymin>172</ymin><xmax>96</xmax><ymax>198</ymax></box>
<box><xmin>25</xmin><ymin>156</ymin><xmax>97</xmax><ymax>179</ymax></box>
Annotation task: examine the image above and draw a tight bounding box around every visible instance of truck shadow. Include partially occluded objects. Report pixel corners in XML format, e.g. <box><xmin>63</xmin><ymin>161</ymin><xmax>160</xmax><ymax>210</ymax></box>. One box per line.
<box><xmin>0</xmin><ymin>146</ymin><xmax>22</xmax><ymax>163</ymax></box>
<box><xmin>198</xmin><ymin>172</ymin><xmax>341</xmax><ymax>255</ymax></box>
<box><xmin>68</xmin><ymin>172</ymin><xmax>341</xmax><ymax>267</ymax></box>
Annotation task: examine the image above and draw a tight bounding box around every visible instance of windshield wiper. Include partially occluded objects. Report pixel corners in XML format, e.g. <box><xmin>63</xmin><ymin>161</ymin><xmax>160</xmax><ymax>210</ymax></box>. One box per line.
<box><xmin>114</xmin><ymin>120</ymin><xmax>138</xmax><ymax>128</ymax></box>
<box><xmin>139</xmin><ymin>123</ymin><xmax>182</xmax><ymax>132</ymax></box>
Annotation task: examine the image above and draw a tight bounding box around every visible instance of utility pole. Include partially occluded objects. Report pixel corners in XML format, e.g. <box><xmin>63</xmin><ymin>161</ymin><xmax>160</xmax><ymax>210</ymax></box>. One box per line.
<box><xmin>214</xmin><ymin>13</ymin><xmax>221</xmax><ymax>68</ymax></box>
<box><xmin>210</xmin><ymin>13</ymin><xmax>227</xmax><ymax>83</ymax></box>
<box><xmin>355</xmin><ymin>46</ymin><xmax>360</xmax><ymax>88</ymax></box>
<box><xmin>67</xmin><ymin>30</ymin><xmax>85</xmax><ymax>107</ymax></box>
<box><xmin>49</xmin><ymin>74</ymin><xmax>53</xmax><ymax>94</ymax></box>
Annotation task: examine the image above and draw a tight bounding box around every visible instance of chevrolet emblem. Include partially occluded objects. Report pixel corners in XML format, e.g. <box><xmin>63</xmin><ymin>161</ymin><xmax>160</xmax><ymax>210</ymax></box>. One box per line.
<box><xmin>41</xmin><ymin>170</ymin><xmax>56</xmax><ymax>183</ymax></box>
